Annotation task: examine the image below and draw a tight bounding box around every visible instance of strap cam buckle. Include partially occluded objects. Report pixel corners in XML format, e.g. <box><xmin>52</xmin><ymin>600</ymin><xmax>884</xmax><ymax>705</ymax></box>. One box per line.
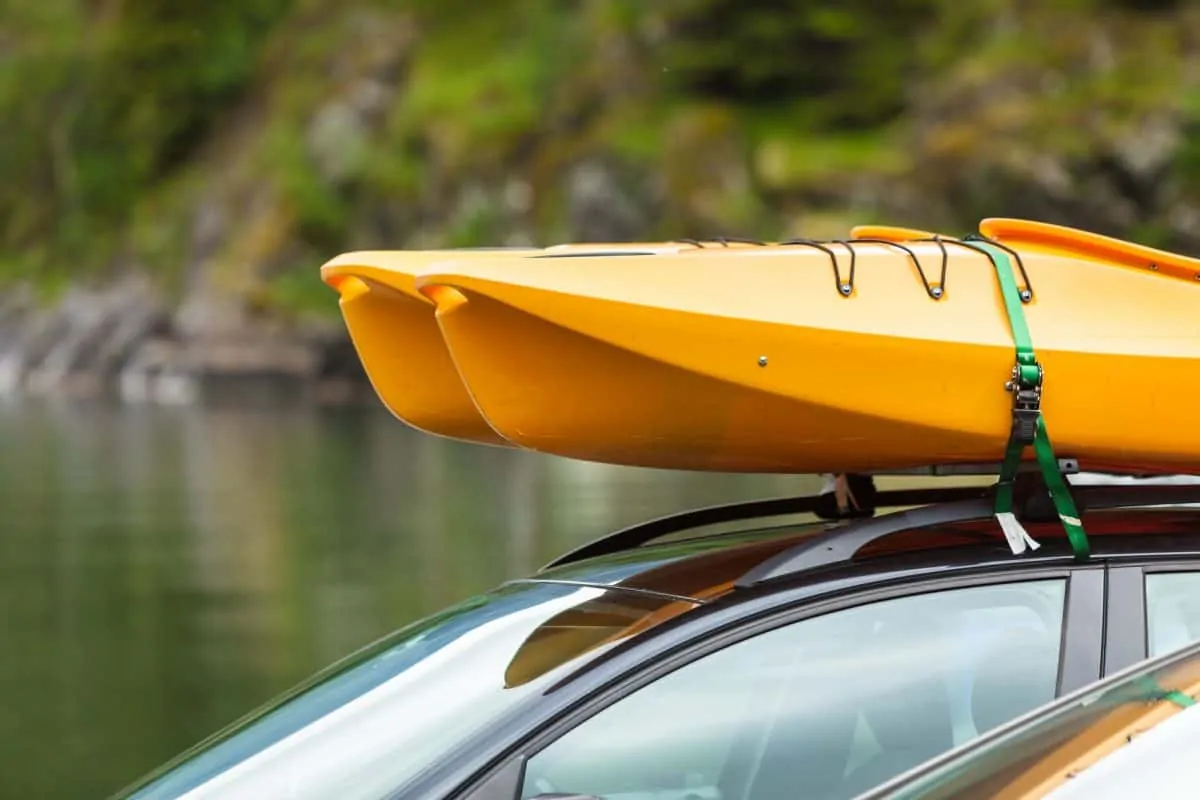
<box><xmin>1006</xmin><ymin>361</ymin><xmax>1043</xmax><ymax>446</ymax></box>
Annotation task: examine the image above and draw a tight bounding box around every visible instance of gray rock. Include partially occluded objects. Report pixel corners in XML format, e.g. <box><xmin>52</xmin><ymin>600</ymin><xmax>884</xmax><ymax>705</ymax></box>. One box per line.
<box><xmin>565</xmin><ymin>159</ymin><xmax>653</xmax><ymax>241</ymax></box>
<box><xmin>1115</xmin><ymin>116</ymin><xmax>1180</xmax><ymax>182</ymax></box>
<box><xmin>307</xmin><ymin>100</ymin><xmax>369</xmax><ymax>185</ymax></box>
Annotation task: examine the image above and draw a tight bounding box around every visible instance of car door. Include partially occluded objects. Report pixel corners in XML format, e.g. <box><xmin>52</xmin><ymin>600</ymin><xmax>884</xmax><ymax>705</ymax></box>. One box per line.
<box><xmin>460</xmin><ymin>565</ymin><xmax>1104</xmax><ymax>800</ymax></box>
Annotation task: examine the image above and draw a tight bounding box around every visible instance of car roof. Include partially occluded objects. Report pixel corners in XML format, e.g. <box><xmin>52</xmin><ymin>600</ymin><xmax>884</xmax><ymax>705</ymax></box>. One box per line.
<box><xmin>533</xmin><ymin>505</ymin><xmax>1200</xmax><ymax>603</ymax></box>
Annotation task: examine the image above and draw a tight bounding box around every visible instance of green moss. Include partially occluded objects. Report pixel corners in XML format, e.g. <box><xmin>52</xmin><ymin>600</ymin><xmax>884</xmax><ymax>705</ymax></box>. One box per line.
<box><xmin>1127</xmin><ymin>221</ymin><xmax>1175</xmax><ymax>249</ymax></box>
<box><xmin>265</xmin><ymin>126</ymin><xmax>350</xmax><ymax>248</ymax></box>
<box><xmin>262</xmin><ymin>266</ymin><xmax>341</xmax><ymax>318</ymax></box>
<box><xmin>361</xmin><ymin>146</ymin><xmax>426</xmax><ymax>202</ymax></box>
<box><xmin>444</xmin><ymin>198</ymin><xmax>507</xmax><ymax>248</ymax></box>
<box><xmin>754</xmin><ymin>129</ymin><xmax>910</xmax><ymax>190</ymax></box>
<box><xmin>400</xmin><ymin>52</ymin><xmax>544</xmax><ymax>165</ymax></box>
<box><xmin>603</xmin><ymin>106</ymin><xmax>677</xmax><ymax>164</ymax></box>
<box><xmin>708</xmin><ymin>190</ymin><xmax>781</xmax><ymax>240</ymax></box>
<box><xmin>395</xmin><ymin>3</ymin><xmax>584</xmax><ymax>173</ymax></box>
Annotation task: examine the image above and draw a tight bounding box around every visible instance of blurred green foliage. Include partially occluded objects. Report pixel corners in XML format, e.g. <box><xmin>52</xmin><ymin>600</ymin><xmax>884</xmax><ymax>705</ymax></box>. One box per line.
<box><xmin>656</xmin><ymin>0</ymin><xmax>937</xmax><ymax>127</ymax></box>
<box><xmin>0</xmin><ymin>0</ymin><xmax>289</xmax><ymax>281</ymax></box>
<box><xmin>3</xmin><ymin>0</ymin><xmax>1199</xmax><ymax>307</ymax></box>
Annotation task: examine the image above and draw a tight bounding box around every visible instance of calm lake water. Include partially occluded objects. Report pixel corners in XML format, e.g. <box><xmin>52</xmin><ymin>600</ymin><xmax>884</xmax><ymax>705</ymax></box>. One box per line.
<box><xmin>0</xmin><ymin>393</ymin><xmax>810</xmax><ymax>798</ymax></box>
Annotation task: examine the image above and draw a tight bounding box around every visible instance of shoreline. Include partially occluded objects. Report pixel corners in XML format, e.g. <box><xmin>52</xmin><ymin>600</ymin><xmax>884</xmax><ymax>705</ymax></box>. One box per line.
<box><xmin>0</xmin><ymin>277</ymin><xmax>372</xmax><ymax>406</ymax></box>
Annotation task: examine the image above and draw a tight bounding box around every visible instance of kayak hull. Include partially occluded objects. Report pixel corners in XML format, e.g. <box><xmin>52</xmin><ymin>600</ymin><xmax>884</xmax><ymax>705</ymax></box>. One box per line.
<box><xmin>429</xmin><ymin>287</ymin><xmax>998</xmax><ymax>472</ymax></box>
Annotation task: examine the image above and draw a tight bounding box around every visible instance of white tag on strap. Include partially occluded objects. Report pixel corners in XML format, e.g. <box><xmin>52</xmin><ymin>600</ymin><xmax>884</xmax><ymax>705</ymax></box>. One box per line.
<box><xmin>997</xmin><ymin>511</ymin><xmax>1041</xmax><ymax>554</ymax></box>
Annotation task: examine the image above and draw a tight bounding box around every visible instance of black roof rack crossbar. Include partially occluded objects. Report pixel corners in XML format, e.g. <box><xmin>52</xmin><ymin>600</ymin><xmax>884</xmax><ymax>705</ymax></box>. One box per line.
<box><xmin>736</xmin><ymin>483</ymin><xmax>1200</xmax><ymax>587</ymax></box>
<box><xmin>539</xmin><ymin>485</ymin><xmax>991</xmax><ymax>571</ymax></box>
<box><xmin>735</xmin><ymin>499</ymin><xmax>993</xmax><ymax>587</ymax></box>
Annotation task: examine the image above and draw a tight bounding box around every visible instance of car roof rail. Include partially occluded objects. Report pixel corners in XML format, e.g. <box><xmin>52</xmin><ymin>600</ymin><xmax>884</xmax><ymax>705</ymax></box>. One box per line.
<box><xmin>736</xmin><ymin>482</ymin><xmax>1200</xmax><ymax>587</ymax></box>
<box><xmin>539</xmin><ymin>484</ymin><xmax>993</xmax><ymax>570</ymax></box>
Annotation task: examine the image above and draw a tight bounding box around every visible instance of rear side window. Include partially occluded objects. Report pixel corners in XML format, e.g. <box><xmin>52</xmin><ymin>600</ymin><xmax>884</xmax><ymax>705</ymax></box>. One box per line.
<box><xmin>521</xmin><ymin>579</ymin><xmax>1066</xmax><ymax>800</ymax></box>
<box><xmin>1146</xmin><ymin>572</ymin><xmax>1200</xmax><ymax>657</ymax></box>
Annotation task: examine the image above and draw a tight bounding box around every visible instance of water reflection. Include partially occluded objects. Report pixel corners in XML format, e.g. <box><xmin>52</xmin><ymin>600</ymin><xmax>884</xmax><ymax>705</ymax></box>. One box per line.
<box><xmin>0</xmin><ymin>395</ymin><xmax>807</xmax><ymax>798</ymax></box>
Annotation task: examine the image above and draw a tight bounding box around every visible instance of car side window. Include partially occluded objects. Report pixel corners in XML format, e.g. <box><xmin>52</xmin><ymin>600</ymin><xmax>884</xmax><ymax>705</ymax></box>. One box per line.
<box><xmin>519</xmin><ymin>579</ymin><xmax>1067</xmax><ymax>800</ymax></box>
<box><xmin>1145</xmin><ymin>572</ymin><xmax>1200</xmax><ymax>657</ymax></box>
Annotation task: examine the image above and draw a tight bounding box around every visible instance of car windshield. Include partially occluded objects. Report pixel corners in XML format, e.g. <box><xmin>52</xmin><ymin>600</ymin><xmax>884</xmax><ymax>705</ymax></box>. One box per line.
<box><xmin>119</xmin><ymin>580</ymin><xmax>695</xmax><ymax>800</ymax></box>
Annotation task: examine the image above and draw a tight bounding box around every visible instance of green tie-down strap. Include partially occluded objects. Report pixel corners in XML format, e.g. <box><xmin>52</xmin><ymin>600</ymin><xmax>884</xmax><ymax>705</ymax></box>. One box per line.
<box><xmin>966</xmin><ymin>242</ymin><xmax>1090</xmax><ymax>561</ymax></box>
<box><xmin>1128</xmin><ymin>676</ymin><xmax>1198</xmax><ymax>709</ymax></box>
<box><xmin>1161</xmin><ymin>689</ymin><xmax>1199</xmax><ymax>708</ymax></box>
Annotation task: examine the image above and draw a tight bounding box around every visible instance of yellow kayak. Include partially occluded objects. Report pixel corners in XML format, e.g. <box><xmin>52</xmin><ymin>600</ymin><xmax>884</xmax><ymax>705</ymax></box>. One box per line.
<box><xmin>321</xmin><ymin>241</ymin><xmax>763</xmax><ymax>444</ymax></box>
<box><xmin>399</xmin><ymin>219</ymin><xmax>1200</xmax><ymax>474</ymax></box>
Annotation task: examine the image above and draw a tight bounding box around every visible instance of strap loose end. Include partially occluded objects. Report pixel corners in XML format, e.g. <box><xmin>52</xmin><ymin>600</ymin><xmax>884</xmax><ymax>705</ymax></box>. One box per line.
<box><xmin>997</xmin><ymin>511</ymin><xmax>1042</xmax><ymax>555</ymax></box>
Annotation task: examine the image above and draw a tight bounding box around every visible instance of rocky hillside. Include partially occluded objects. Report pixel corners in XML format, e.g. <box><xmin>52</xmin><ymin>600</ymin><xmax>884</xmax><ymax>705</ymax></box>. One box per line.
<box><xmin>3</xmin><ymin>0</ymin><xmax>1199</xmax><ymax>399</ymax></box>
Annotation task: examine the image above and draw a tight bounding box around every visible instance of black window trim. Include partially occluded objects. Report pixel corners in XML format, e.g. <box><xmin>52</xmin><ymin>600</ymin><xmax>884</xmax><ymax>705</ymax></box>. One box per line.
<box><xmin>1061</xmin><ymin>567</ymin><xmax>1104</xmax><ymax>694</ymax></box>
<box><xmin>447</xmin><ymin>563</ymin><xmax>1099</xmax><ymax>800</ymax></box>
<box><xmin>1139</xmin><ymin>561</ymin><xmax>1200</xmax><ymax>574</ymax></box>
<box><xmin>1103</xmin><ymin>564</ymin><xmax>1149</xmax><ymax>676</ymax></box>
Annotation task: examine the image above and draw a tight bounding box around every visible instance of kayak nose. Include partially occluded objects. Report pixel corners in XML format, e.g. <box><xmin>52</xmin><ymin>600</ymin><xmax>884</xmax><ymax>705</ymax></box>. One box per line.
<box><xmin>419</xmin><ymin>283</ymin><xmax>469</xmax><ymax>315</ymax></box>
<box><xmin>318</xmin><ymin>258</ymin><xmax>509</xmax><ymax>446</ymax></box>
<box><xmin>324</xmin><ymin>274</ymin><xmax>371</xmax><ymax>303</ymax></box>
